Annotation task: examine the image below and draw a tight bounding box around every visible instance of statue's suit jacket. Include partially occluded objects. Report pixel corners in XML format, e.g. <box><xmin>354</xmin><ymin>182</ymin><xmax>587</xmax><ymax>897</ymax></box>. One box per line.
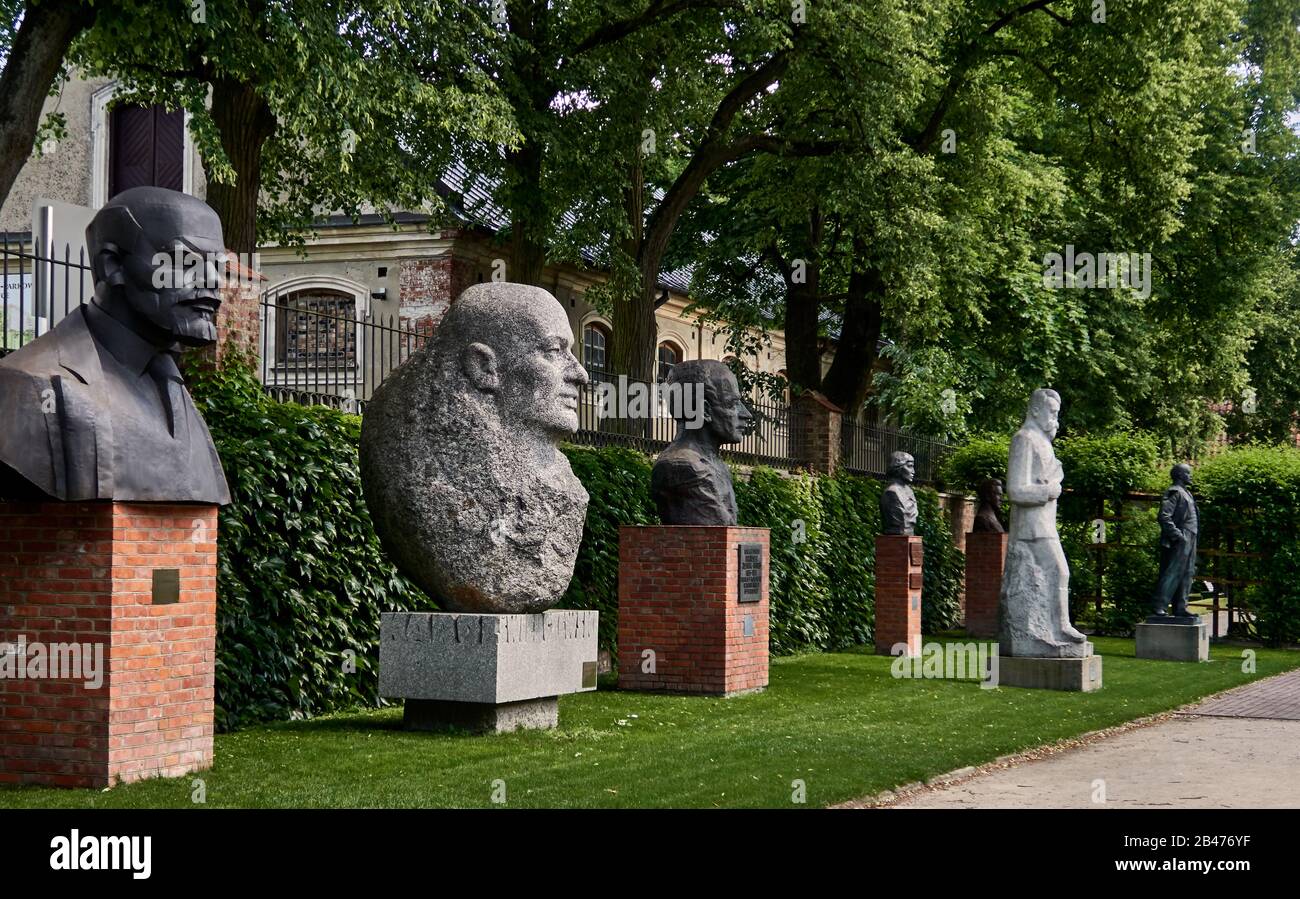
<box><xmin>0</xmin><ymin>306</ymin><xmax>230</xmax><ymax>503</ymax></box>
<box><xmin>651</xmin><ymin>444</ymin><xmax>737</xmax><ymax>526</ymax></box>
<box><xmin>1006</xmin><ymin>425</ymin><xmax>1063</xmax><ymax>541</ymax></box>
<box><xmin>1158</xmin><ymin>484</ymin><xmax>1198</xmax><ymax>546</ymax></box>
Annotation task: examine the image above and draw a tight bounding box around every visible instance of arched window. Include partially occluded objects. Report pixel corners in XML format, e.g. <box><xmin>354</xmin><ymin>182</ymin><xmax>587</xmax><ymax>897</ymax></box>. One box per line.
<box><xmin>583</xmin><ymin>323</ymin><xmax>610</xmax><ymax>378</ymax></box>
<box><xmin>275</xmin><ymin>288</ymin><xmax>358</xmax><ymax>368</ymax></box>
<box><xmin>777</xmin><ymin>369</ymin><xmax>791</xmax><ymax>406</ymax></box>
<box><xmin>657</xmin><ymin>340</ymin><xmax>682</xmax><ymax>382</ymax></box>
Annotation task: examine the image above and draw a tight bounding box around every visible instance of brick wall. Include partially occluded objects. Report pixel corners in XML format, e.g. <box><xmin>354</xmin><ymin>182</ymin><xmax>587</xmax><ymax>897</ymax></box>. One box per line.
<box><xmin>0</xmin><ymin>501</ymin><xmax>218</xmax><ymax>788</ymax></box>
<box><xmin>794</xmin><ymin>391</ymin><xmax>843</xmax><ymax>475</ymax></box>
<box><xmin>399</xmin><ymin>255</ymin><xmax>477</xmax><ymax>334</ymax></box>
<box><xmin>617</xmin><ymin>525</ymin><xmax>769</xmax><ymax>696</ymax></box>
<box><xmin>964</xmin><ymin>531</ymin><xmax>1006</xmax><ymax>639</ymax></box>
<box><xmin>875</xmin><ymin>534</ymin><xmax>922</xmax><ymax>656</ymax></box>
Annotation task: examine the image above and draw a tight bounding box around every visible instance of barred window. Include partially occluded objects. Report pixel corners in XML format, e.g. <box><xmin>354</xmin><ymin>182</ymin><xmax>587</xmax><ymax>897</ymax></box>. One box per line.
<box><xmin>274</xmin><ymin>289</ymin><xmax>357</xmax><ymax>368</ymax></box>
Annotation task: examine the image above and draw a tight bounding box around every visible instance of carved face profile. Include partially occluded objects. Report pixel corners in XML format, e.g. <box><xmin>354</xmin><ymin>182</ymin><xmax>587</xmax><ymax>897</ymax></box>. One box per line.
<box><xmin>88</xmin><ymin>187</ymin><xmax>226</xmax><ymax>347</ymax></box>
<box><xmin>360</xmin><ymin>283</ymin><xmax>591</xmax><ymax>615</ymax></box>
<box><xmin>887</xmin><ymin>451</ymin><xmax>916</xmax><ymax>485</ymax></box>
<box><xmin>469</xmin><ymin>298</ymin><xmax>589</xmax><ymax>438</ymax></box>
<box><xmin>699</xmin><ymin>364</ymin><xmax>754</xmax><ymax>445</ymax></box>
<box><xmin>1027</xmin><ymin>388</ymin><xmax>1061</xmax><ymax>439</ymax></box>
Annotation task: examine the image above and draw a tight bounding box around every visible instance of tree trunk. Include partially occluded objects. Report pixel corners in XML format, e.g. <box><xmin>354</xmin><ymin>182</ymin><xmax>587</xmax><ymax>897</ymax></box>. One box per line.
<box><xmin>820</xmin><ymin>263</ymin><xmax>884</xmax><ymax>418</ymax></box>
<box><xmin>784</xmin><ymin>274</ymin><xmax>824</xmax><ymax>392</ymax></box>
<box><xmin>205</xmin><ymin>78</ymin><xmax>275</xmax><ymax>257</ymax></box>
<box><xmin>505</xmin><ymin>143</ymin><xmax>547</xmax><ymax>285</ymax></box>
<box><xmin>0</xmin><ymin>0</ymin><xmax>95</xmax><ymax>213</ymax></box>
<box><xmin>611</xmin><ymin>273</ymin><xmax>659</xmax><ymax>383</ymax></box>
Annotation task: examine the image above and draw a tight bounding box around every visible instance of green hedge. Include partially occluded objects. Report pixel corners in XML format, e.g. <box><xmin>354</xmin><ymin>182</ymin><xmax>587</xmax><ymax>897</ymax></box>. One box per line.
<box><xmin>189</xmin><ymin>362</ymin><xmax>435</xmax><ymax>731</ymax></box>
<box><xmin>1196</xmin><ymin>446</ymin><xmax>1300</xmax><ymax>645</ymax></box>
<box><xmin>560</xmin><ymin>455</ymin><xmax>965</xmax><ymax>656</ymax></box>
<box><xmin>195</xmin><ymin>362</ymin><xmax>966</xmax><ymax>728</ymax></box>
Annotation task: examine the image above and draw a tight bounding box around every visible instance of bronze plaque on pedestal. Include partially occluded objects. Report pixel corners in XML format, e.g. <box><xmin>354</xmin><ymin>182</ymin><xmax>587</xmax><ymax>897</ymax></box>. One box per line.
<box><xmin>152</xmin><ymin>568</ymin><xmax>180</xmax><ymax>605</ymax></box>
<box><xmin>738</xmin><ymin>543</ymin><xmax>763</xmax><ymax>603</ymax></box>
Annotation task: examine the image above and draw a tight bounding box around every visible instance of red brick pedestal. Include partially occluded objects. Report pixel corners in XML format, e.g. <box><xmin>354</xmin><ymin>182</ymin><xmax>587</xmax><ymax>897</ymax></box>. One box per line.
<box><xmin>617</xmin><ymin>526</ymin><xmax>769</xmax><ymax>696</ymax></box>
<box><xmin>964</xmin><ymin>531</ymin><xmax>1007</xmax><ymax>639</ymax></box>
<box><xmin>0</xmin><ymin>502</ymin><xmax>218</xmax><ymax>788</ymax></box>
<box><xmin>875</xmin><ymin>535</ymin><xmax>923</xmax><ymax>656</ymax></box>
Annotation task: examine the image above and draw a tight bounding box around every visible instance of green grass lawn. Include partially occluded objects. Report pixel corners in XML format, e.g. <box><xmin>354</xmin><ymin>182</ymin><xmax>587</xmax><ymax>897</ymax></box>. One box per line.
<box><xmin>3</xmin><ymin>636</ymin><xmax>1296</xmax><ymax>809</ymax></box>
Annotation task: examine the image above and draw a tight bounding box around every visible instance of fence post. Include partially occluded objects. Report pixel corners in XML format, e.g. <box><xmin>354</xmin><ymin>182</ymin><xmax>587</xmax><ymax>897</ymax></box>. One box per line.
<box><xmin>794</xmin><ymin>391</ymin><xmax>842</xmax><ymax>475</ymax></box>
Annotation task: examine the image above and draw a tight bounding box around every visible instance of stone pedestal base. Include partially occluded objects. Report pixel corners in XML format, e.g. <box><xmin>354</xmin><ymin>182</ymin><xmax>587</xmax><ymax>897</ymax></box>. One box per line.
<box><xmin>1136</xmin><ymin>619</ymin><xmax>1209</xmax><ymax>662</ymax></box>
<box><xmin>617</xmin><ymin>526</ymin><xmax>769</xmax><ymax>696</ymax></box>
<box><xmin>964</xmin><ymin>531</ymin><xmax>1006</xmax><ymax>638</ymax></box>
<box><xmin>404</xmin><ymin>697</ymin><xmax>558</xmax><ymax>734</ymax></box>
<box><xmin>0</xmin><ymin>501</ymin><xmax>218</xmax><ymax>788</ymax></box>
<box><xmin>876</xmin><ymin>534</ymin><xmax>923</xmax><ymax>656</ymax></box>
<box><xmin>997</xmin><ymin>653</ymin><xmax>1103</xmax><ymax>692</ymax></box>
<box><xmin>379</xmin><ymin>610</ymin><xmax>598</xmax><ymax>733</ymax></box>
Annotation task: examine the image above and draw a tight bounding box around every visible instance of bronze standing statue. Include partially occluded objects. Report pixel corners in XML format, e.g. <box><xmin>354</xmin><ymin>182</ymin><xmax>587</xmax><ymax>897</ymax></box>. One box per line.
<box><xmin>1151</xmin><ymin>463</ymin><xmax>1199</xmax><ymax>620</ymax></box>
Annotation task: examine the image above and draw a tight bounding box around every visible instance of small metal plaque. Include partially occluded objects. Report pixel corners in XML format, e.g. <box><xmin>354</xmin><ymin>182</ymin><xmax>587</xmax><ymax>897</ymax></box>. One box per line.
<box><xmin>742</xmin><ymin>614</ymin><xmax>755</xmax><ymax>637</ymax></box>
<box><xmin>152</xmin><ymin>568</ymin><xmax>180</xmax><ymax>605</ymax></box>
<box><xmin>581</xmin><ymin>661</ymin><xmax>597</xmax><ymax>689</ymax></box>
<box><xmin>912</xmin><ymin>595</ymin><xmax>920</xmax><ymax>612</ymax></box>
<box><xmin>738</xmin><ymin>543</ymin><xmax>763</xmax><ymax>603</ymax></box>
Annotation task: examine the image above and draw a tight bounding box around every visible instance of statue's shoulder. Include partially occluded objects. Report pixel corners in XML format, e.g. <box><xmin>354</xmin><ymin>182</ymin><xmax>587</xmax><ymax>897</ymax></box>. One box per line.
<box><xmin>0</xmin><ymin>309</ymin><xmax>92</xmax><ymax>380</ymax></box>
<box><xmin>652</xmin><ymin>443</ymin><xmax>712</xmax><ymax>485</ymax></box>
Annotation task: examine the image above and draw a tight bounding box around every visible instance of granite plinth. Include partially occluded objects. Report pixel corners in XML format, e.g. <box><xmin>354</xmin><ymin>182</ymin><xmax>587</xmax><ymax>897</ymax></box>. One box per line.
<box><xmin>1136</xmin><ymin>618</ymin><xmax>1209</xmax><ymax>662</ymax></box>
<box><xmin>997</xmin><ymin>651</ymin><xmax>1103</xmax><ymax>692</ymax></box>
<box><xmin>379</xmin><ymin>610</ymin><xmax>598</xmax><ymax>731</ymax></box>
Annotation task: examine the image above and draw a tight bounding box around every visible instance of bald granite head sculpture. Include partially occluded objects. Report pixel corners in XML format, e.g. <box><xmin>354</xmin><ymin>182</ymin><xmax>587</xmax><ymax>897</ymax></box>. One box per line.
<box><xmin>359</xmin><ymin>283</ymin><xmax>591</xmax><ymax>614</ymax></box>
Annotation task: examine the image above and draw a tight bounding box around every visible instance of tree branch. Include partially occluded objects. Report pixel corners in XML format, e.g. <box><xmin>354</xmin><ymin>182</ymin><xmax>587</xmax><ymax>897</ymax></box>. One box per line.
<box><xmin>908</xmin><ymin>0</ymin><xmax>1062</xmax><ymax>153</ymax></box>
<box><xmin>566</xmin><ymin>0</ymin><xmax>736</xmax><ymax>59</ymax></box>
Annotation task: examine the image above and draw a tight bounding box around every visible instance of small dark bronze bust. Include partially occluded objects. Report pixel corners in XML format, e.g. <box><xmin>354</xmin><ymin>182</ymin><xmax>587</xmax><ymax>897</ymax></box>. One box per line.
<box><xmin>973</xmin><ymin>478</ymin><xmax>1005</xmax><ymax>533</ymax></box>
<box><xmin>0</xmin><ymin>187</ymin><xmax>230</xmax><ymax>503</ymax></box>
<box><xmin>1150</xmin><ymin>463</ymin><xmax>1199</xmax><ymax>621</ymax></box>
<box><xmin>651</xmin><ymin>359</ymin><xmax>754</xmax><ymax>526</ymax></box>
<box><xmin>880</xmin><ymin>451</ymin><xmax>918</xmax><ymax>535</ymax></box>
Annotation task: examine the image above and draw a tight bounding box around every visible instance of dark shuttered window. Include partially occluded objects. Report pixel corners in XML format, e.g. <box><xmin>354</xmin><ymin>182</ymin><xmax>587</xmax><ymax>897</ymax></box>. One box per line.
<box><xmin>108</xmin><ymin>104</ymin><xmax>184</xmax><ymax>198</ymax></box>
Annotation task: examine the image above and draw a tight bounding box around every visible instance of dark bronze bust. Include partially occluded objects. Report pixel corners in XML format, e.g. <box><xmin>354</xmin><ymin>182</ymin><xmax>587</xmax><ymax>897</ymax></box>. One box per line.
<box><xmin>651</xmin><ymin>359</ymin><xmax>754</xmax><ymax>526</ymax></box>
<box><xmin>0</xmin><ymin>187</ymin><xmax>230</xmax><ymax>503</ymax></box>
<box><xmin>880</xmin><ymin>451</ymin><xmax>918</xmax><ymax>535</ymax></box>
<box><xmin>973</xmin><ymin>477</ymin><xmax>1005</xmax><ymax>533</ymax></box>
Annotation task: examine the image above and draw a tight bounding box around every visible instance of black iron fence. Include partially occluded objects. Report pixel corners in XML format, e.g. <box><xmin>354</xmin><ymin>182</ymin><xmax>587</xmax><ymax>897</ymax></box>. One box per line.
<box><xmin>3</xmin><ymin>241</ymin><xmax>946</xmax><ymax>477</ymax></box>
<box><xmin>258</xmin><ymin>290</ymin><xmax>431</xmax><ymax>414</ymax></box>
<box><xmin>576</xmin><ymin>369</ymin><xmax>806</xmax><ymax>468</ymax></box>
<box><xmin>1</xmin><ymin>235</ymin><xmax>93</xmax><ymax>359</ymax></box>
<box><xmin>840</xmin><ymin>417</ymin><xmax>953</xmax><ymax>482</ymax></box>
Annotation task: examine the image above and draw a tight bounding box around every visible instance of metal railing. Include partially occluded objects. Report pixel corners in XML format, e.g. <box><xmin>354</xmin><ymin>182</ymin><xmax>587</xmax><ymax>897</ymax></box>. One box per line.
<box><xmin>2</xmin><ymin>242</ymin><xmax>944</xmax><ymax>478</ymax></box>
<box><xmin>1</xmin><ymin>235</ymin><xmax>93</xmax><ymax>358</ymax></box>
<box><xmin>575</xmin><ymin>369</ymin><xmax>806</xmax><ymax>468</ymax></box>
<box><xmin>258</xmin><ymin>290</ymin><xmax>431</xmax><ymax>414</ymax></box>
<box><xmin>840</xmin><ymin>417</ymin><xmax>953</xmax><ymax>483</ymax></box>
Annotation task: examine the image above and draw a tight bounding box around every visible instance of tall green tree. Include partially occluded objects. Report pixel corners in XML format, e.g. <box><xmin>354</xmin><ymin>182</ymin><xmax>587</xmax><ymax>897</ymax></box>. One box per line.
<box><xmin>680</xmin><ymin>0</ymin><xmax>1300</xmax><ymax>452</ymax></box>
<box><xmin>0</xmin><ymin>0</ymin><xmax>98</xmax><ymax>213</ymax></box>
<box><xmin>70</xmin><ymin>0</ymin><xmax>515</xmax><ymax>254</ymax></box>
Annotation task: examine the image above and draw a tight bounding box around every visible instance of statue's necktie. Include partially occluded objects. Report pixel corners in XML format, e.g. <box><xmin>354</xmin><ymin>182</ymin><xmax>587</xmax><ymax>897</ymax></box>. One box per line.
<box><xmin>147</xmin><ymin>352</ymin><xmax>186</xmax><ymax>438</ymax></box>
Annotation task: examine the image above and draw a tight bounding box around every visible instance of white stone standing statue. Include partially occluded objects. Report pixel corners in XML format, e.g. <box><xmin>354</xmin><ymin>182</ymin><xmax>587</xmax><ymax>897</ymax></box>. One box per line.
<box><xmin>999</xmin><ymin>388</ymin><xmax>1091</xmax><ymax>658</ymax></box>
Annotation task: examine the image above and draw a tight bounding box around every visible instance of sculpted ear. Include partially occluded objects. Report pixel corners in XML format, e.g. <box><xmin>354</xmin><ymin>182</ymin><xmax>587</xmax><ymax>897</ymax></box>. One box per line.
<box><xmin>461</xmin><ymin>342</ymin><xmax>499</xmax><ymax>392</ymax></box>
<box><xmin>95</xmin><ymin>242</ymin><xmax>128</xmax><ymax>289</ymax></box>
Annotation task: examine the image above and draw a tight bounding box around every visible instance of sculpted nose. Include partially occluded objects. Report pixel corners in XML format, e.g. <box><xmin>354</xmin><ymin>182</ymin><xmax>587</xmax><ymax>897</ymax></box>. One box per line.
<box><xmin>568</xmin><ymin>355</ymin><xmax>589</xmax><ymax>386</ymax></box>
